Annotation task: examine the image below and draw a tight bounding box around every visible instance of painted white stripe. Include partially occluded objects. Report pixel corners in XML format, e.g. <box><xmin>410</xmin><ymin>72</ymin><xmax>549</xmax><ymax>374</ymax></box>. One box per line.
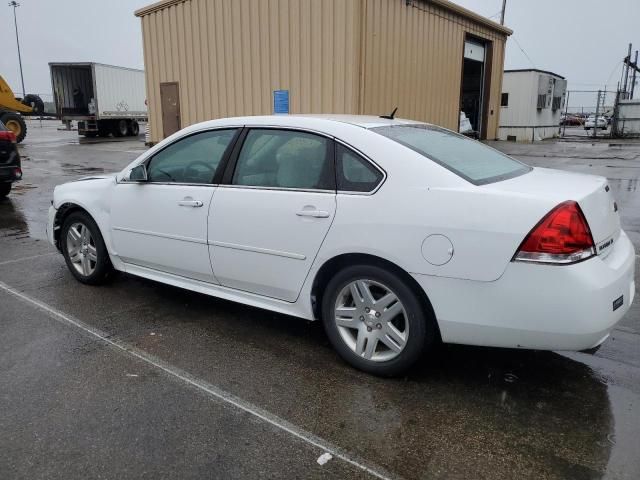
<box><xmin>0</xmin><ymin>281</ymin><xmax>396</xmax><ymax>480</ymax></box>
<box><xmin>210</xmin><ymin>240</ymin><xmax>306</xmax><ymax>260</ymax></box>
<box><xmin>0</xmin><ymin>252</ymin><xmax>57</xmax><ymax>266</ymax></box>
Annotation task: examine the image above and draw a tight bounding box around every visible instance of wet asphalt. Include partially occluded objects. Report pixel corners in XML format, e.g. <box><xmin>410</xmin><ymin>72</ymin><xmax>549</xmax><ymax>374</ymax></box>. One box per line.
<box><xmin>1</xmin><ymin>120</ymin><xmax>639</xmax><ymax>479</ymax></box>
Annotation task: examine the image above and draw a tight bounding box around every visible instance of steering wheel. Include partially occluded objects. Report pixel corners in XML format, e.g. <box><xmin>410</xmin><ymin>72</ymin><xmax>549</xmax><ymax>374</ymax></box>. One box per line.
<box><xmin>183</xmin><ymin>161</ymin><xmax>215</xmax><ymax>183</ymax></box>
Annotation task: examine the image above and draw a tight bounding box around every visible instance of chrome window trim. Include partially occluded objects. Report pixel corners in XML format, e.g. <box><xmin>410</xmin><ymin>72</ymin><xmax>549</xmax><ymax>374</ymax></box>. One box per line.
<box><xmin>217</xmin><ymin>184</ymin><xmax>335</xmax><ymax>194</ymax></box>
<box><xmin>333</xmin><ymin>138</ymin><xmax>387</xmax><ymax>196</ymax></box>
<box><xmin>117</xmin><ymin>180</ymin><xmax>218</xmax><ymax>187</ymax></box>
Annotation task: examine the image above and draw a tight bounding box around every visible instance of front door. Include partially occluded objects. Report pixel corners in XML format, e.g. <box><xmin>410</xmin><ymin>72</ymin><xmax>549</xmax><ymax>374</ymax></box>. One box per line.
<box><xmin>160</xmin><ymin>82</ymin><xmax>181</xmax><ymax>138</ymax></box>
<box><xmin>111</xmin><ymin>128</ymin><xmax>239</xmax><ymax>282</ymax></box>
<box><xmin>209</xmin><ymin>128</ymin><xmax>336</xmax><ymax>302</ymax></box>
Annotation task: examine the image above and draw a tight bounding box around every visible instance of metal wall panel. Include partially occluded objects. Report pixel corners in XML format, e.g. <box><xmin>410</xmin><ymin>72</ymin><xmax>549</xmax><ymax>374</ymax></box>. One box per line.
<box><xmin>140</xmin><ymin>0</ymin><xmax>361</xmax><ymax>143</ymax></box>
<box><xmin>360</xmin><ymin>0</ymin><xmax>507</xmax><ymax>139</ymax></box>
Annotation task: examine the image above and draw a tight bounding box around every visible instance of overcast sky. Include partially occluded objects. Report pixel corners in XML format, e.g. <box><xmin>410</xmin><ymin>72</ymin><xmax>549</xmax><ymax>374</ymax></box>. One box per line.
<box><xmin>1</xmin><ymin>0</ymin><xmax>638</xmax><ymax>109</ymax></box>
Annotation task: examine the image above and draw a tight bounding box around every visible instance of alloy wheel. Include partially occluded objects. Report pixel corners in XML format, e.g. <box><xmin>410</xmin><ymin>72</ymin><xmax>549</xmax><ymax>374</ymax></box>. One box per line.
<box><xmin>334</xmin><ymin>279</ymin><xmax>409</xmax><ymax>362</ymax></box>
<box><xmin>66</xmin><ymin>222</ymin><xmax>98</xmax><ymax>277</ymax></box>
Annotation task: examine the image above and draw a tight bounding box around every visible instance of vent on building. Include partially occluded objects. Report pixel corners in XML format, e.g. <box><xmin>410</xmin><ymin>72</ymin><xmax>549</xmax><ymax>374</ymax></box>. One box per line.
<box><xmin>552</xmin><ymin>96</ymin><xmax>562</xmax><ymax>111</ymax></box>
<box><xmin>507</xmin><ymin>135</ymin><xmax>517</xmax><ymax>142</ymax></box>
<box><xmin>501</xmin><ymin>93</ymin><xmax>509</xmax><ymax>107</ymax></box>
<box><xmin>537</xmin><ymin>94</ymin><xmax>547</xmax><ymax>109</ymax></box>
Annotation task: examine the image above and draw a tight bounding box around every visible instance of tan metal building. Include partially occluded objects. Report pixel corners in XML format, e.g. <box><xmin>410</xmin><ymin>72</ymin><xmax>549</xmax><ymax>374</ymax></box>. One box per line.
<box><xmin>135</xmin><ymin>0</ymin><xmax>512</xmax><ymax>144</ymax></box>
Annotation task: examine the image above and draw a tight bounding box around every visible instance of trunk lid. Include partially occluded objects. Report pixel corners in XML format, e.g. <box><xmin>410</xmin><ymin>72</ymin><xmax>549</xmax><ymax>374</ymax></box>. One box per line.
<box><xmin>486</xmin><ymin>167</ymin><xmax>620</xmax><ymax>257</ymax></box>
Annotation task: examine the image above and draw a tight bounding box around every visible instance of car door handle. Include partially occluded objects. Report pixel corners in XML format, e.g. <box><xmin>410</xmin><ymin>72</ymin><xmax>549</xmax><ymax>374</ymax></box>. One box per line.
<box><xmin>178</xmin><ymin>200</ymin><xmax>203</xmax><ymax>207</ymax></box>
<box><xmin>296</xmin><ymin>209</ymin><xmax>330</xmax><ymax>218</ymax></box>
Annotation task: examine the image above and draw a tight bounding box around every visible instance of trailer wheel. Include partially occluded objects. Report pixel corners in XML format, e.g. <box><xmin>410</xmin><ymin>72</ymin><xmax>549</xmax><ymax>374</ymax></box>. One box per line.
<box><xmin>0</xmin><ymin>112</ymin><xmax>27</xmax><ymax>143</ymax></box>
<box><xmin>128</xmin><ymin>120</ymin><xmax>140</xmax><ymax>137</ymax></box>
<box><xmin>112</xmin><ymin>119</ymin><xmax>129</xmax><ymax>137</ymax></box>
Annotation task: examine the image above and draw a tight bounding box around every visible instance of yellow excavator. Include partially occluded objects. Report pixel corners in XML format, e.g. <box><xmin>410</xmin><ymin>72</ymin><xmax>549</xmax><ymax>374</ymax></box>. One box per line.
<box><xmin>0</xmin><ymin>74</ymin><xmax>46</xmax><ymax>143</ymax></box>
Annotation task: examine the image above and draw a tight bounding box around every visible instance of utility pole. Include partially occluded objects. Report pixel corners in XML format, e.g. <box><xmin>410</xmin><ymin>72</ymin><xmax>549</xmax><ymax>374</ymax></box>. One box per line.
<box><xmin>500</xmin><ymin>0</ymin><xmax>507</xmax><ymax>25</ymax></box>
<box><xmin>631</xmin><ymin>50</ymin><xmax>639</xmax><ymax>99</ymax></box>
<box><xmin>622</xmin><ymin>43</ymin><xmax>632</xmax><ymax>97</ymax></box>
<box><xmin>9</xmin><ymin>1</ymin><xmax>25</xmax><ymax>98</ymax></box>
<box><xmin>593</xmin><ymin>90</ymin><xmax>601</xmax><ymax>139</ymax></box>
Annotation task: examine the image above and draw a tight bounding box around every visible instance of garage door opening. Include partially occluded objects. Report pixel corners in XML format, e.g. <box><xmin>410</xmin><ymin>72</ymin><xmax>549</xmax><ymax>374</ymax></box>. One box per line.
<box><xmin>460</xmin><ymin>38</ymin><xmax>489</xmax><ymax>138</ymax></box>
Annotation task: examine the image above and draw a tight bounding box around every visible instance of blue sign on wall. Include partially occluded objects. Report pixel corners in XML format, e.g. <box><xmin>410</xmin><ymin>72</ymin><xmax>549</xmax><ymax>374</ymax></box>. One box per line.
<box><xmin>273</xmin><ymin>90</ymin><xmax>290</xmax><ymax>114</ymax></box>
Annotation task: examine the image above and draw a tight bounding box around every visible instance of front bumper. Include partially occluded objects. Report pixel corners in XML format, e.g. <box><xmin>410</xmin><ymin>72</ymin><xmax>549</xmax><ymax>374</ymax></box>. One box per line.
<box><xmin>413</xmin><ymin>230</ymin><xmax>636</xmax><ymax>351</ymax></box>
<box><xmin>47</xmin><ymin>205</ymin><xmax>58</xmax><ymax>249</ymax></box>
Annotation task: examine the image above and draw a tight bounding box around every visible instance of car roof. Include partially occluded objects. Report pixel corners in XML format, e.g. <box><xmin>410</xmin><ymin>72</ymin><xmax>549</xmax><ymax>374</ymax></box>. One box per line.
<box><xmin>186</xmin><ymin>114</ymin><xmax>426</xmax><ymax>131</ymax></box>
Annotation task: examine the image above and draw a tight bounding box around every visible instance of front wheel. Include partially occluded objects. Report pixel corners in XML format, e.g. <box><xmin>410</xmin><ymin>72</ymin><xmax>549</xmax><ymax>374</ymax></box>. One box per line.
<box><xmin>322</xmin><ymin>264</ymin><xmax>436</xmax><ymax>376</ymax></box>
<box><xmin>61</xmin><ymin>211</ymin><xmax>114</xmax><ymax>285</ymax></box>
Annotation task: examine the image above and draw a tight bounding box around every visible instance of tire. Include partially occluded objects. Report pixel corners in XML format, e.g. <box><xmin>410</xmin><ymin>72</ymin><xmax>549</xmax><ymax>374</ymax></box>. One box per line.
<box><xmin>112</xmin><ymin>119</ymin><xmax>129</xmax><ymax>137</ymax></box>
<box><xmin>22</xmin><ymin>94</ymin><xmax>45</xmax><ymax>115</ymax></box>
<box><xmin>0</xmin><ymin>183</ymin><xmax>10</xmax><ymax>199</ymax></box>
<box><xmin>321</xmin><ymin>264</ymin><xmax>436</xmax><ymax>376</ymax></box>
<box><xmin>0</xmin><ymin>112</ymin><xmax>27</xmax><ymax>143</ymax></box>
<box><xmin>60</xmin><ymin>211</ymin><xmax>114</xmax><ymax>285</ymax></box>
<box><xmin>128</xmin><ymin>120</ymin><xmax>140</xmax><ymax>137</ymax></box>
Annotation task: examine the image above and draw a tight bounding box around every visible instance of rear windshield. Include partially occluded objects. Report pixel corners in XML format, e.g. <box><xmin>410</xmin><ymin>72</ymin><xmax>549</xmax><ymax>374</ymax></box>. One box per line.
<box><xmin>371</xmin><ymin>124</ymin><xmax>531</xmax><ymax>185</ymax></box>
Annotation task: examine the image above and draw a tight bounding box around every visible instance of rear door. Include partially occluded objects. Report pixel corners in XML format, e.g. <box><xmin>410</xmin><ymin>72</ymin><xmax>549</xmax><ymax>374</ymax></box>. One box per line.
<box><xmin>208</xmin><ymin>128</ymin><xmax>336</xmax><ymax>302</ymax></box>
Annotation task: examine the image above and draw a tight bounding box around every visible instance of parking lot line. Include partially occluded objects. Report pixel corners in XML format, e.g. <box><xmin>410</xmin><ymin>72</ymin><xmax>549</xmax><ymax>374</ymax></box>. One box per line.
<box><xmin>0</xmin><ymin>280</ymin><xmax>397</xmax><ymax>480</ymax></box>
<box><xmin>0</xmin><ymin>252</ymin><xmax>57</xmax><ymax>266</ymax></box>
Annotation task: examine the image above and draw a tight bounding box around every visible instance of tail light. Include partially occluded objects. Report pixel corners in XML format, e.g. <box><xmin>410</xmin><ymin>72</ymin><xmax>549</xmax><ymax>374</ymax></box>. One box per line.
<box><xmin>15</xmin><ymin>167</ymin><xmax>22</xmax><ymax>180</ymax></box>
<box><xmin>513</xmin><ymin>201</ymin><xmax>595</xmax><ymax>264</ymax></box>
<box><xmin>0</xmin><ymin>131</ymin><xmax>16</xmax><ymax>143</ymax></box>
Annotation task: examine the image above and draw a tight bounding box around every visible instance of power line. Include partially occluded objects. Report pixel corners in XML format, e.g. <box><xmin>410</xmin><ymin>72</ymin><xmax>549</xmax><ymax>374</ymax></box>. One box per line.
<box><xmin>511</xmin><ymin>35</ymin><xmax>536</xmax><ymax>68</ymax></box>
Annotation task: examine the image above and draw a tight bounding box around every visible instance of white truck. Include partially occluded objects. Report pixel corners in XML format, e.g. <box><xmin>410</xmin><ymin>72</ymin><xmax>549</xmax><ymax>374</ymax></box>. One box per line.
<box><xmin>49</xmin><ymin>62</ymin><xmax>147</xmax><ymax>138</ymax></box>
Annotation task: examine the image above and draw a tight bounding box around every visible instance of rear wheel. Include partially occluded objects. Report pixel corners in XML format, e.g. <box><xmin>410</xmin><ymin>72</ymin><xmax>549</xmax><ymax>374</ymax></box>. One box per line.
<box><xmin>61</xmin><ymin>211</ymin><xmax>114</xmax><ymax>285</ymax></box>
<box><xmin>112</xmin><ymin>119</ymin><xmax>129</xmax><ymax>137</ymax></box>
<box><xmin>128</xmin><ymin>120</ymin><xmax>140</xmax><ymax>137</ymax></box>
<box><xmin>0</xmin><ymin>112</ymin><xmax>27</xmax><ymax>143</ymax></box>
<box><xmin>0</xmin><ymin>183</ymin><xmax>10</xmax><ymax>199</ymax></box>
<box><xmin>322</xmin><ymin>264</ymin><xmax>435</xmax><ymax>376</ymax></box>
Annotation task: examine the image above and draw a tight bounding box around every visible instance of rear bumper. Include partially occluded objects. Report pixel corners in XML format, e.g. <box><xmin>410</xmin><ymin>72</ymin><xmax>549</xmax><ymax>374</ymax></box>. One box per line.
<box><xmin>0</xmin><ymin>164</ymin><xmax>21</xmax><ymax>183</ymax></box>
<box><xmin>413</xmin><ymin>230</ymin><xmax>636</xmax><ymax>351</ymax></box>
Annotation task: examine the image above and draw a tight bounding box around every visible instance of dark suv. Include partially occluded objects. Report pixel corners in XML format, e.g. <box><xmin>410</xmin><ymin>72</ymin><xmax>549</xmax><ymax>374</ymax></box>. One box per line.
<box><xmin>0</xmin><ymin>120</ymin><xmax>22</xmax><ymax>198</ymax></box>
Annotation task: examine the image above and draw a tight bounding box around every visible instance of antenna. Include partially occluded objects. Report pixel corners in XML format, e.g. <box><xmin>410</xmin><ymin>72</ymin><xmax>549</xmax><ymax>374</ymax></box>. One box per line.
<box><xmin>379</xmin><ymin>107</ymin><xmax>398</xmax><ymax>120</ymax></box>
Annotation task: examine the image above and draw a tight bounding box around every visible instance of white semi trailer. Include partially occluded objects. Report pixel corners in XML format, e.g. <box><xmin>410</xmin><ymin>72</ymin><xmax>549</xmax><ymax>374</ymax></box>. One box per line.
<box><xmin>50</xmin><ymin>62</ymin><xmax>147</xmax><ymax>138</ymax></box>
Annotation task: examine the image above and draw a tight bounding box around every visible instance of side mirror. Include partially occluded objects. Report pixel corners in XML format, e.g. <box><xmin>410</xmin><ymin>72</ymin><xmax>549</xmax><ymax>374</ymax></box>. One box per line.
<box><xmin>128</xmin><ymin>164</ymin><xmax>148</xmax><ymax>182</ymax></box>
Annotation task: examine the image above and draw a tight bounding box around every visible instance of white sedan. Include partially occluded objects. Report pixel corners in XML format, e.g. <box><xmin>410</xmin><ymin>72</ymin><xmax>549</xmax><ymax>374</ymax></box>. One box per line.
<box><xmin>48</xmin><ymin>115</ymin><xmax>635</xmax><ymax>376</ymax></box>
<box><xmin>584</xmin><ymin>116</ymin><xmax>608</xmax><ymax>130</ymax></box>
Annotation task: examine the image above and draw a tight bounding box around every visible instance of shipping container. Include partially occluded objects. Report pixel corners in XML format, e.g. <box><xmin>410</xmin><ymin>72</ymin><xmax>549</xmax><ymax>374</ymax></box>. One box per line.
<box><xmin>49</xmin><ymin>62</ymin><xmax>147</xmax><ymax>138</ymax></box>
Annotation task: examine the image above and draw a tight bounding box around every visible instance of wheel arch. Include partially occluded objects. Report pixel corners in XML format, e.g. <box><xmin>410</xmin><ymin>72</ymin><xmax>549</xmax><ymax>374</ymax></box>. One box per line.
<box><xmin>53</xmin><ymin>202</ymin><xmax>104</xmax><ymax>251</ymax></box>
<box><xmin>310</xmin><ymin>253</ymin><xmax>441</xmax><ymax>341</ymax></box>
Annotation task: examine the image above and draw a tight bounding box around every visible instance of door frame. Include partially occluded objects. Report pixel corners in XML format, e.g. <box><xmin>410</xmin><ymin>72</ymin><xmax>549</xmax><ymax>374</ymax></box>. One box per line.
<box><xmin>458</xmin><ymin>34</ymin><xmax>493</xmax><ymax>140</ymax></box>
<box><xmin>160</xmin><ymin>81</ymin><xmax>181</xmax><ymax>139</ymax></box>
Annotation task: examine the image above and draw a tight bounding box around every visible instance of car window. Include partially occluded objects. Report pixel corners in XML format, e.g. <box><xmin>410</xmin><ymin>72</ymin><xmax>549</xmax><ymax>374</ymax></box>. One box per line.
<box><xmin>232</xmin><ymin>129</ymin><xmax>334</xmax><ymax>190</ymax></box>
<box><xmin>371</xmin><ymin>124</ymin><xmax>531</xmax><ymax>185</ymax></box>
<box><xmin>0</xmin><ymin>121</ymin><xmax>6</xmax><ymax>131</ymax></box>
<box><xmin>336</xmin><ymin>144</ymin><xmax>383</xmax><ymax>192</ymax></box>
<box><xmin>147</xmin><ymin>129</ymin><xmax>237</xmax><ymax>184</ymax></box>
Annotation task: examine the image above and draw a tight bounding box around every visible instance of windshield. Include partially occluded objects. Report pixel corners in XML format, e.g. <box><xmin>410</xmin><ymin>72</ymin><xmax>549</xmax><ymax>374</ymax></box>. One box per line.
<box><xmin>371</xmin><ymin>124</ymin><xmax>531</xmax><ymax>185</ymax></box>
